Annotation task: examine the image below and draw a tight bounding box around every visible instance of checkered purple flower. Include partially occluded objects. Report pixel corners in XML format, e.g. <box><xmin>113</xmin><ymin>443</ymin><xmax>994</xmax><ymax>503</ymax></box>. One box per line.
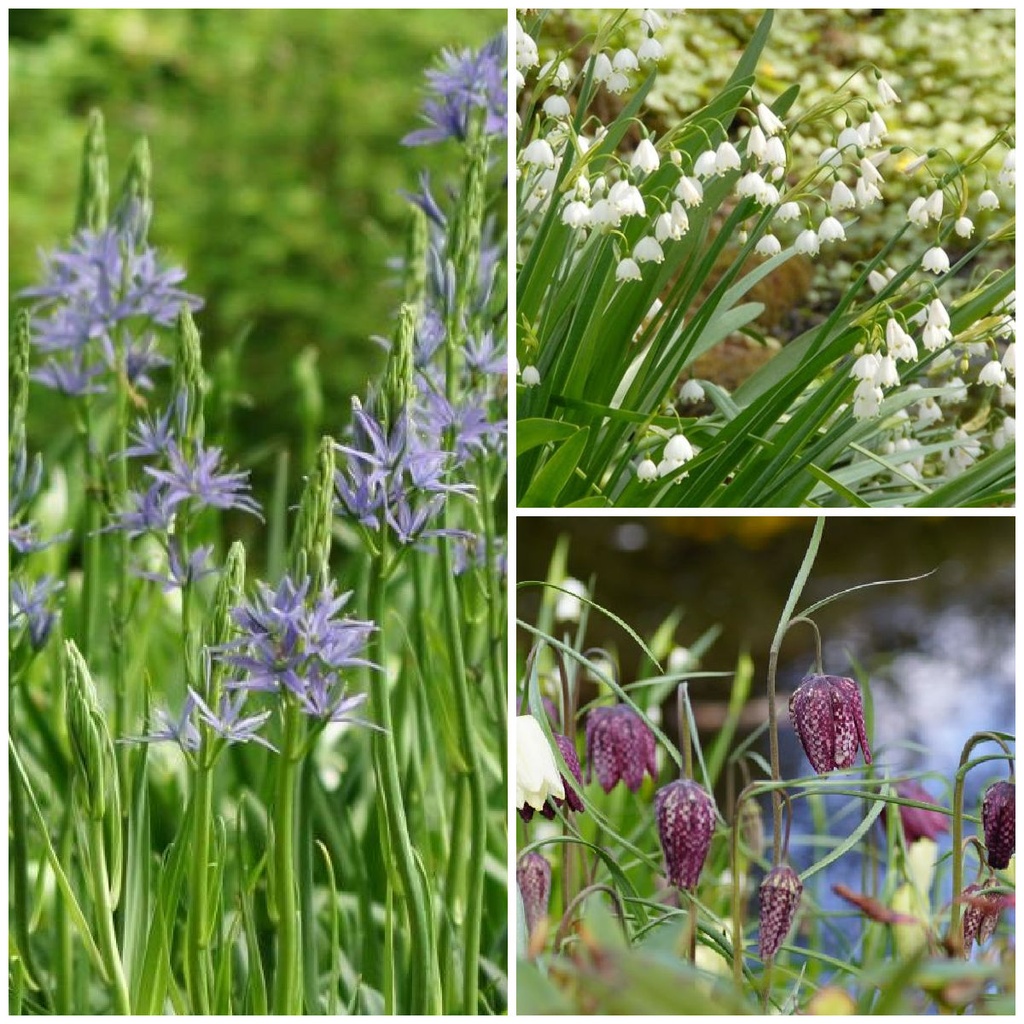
<box><xmin>585</xmin><ymin>704</ymin><xmax>658</xmax><ymax>793</ymax></box>
<box><xmin>789</xmin><ymin>674</ymin><xmax>872</xmax><ymax>774</ymax></box>
<box><xmin>517</xmin><ymin>852</ymin><xmax>552</xmax><ymax>937</ymax></box>
<box><xmin>758</xmin><ymin>864</ymin><xmax>803</xmax><ymax>959</ymax></box>
<box><xmin>654</xmin><ymin>778</ymin><xmax>716</xmax><ymax>889</ymax></box>
<box><xmin>981</xmin><ymin>780</ymin><xmax>1015</xmax><ymax>870</ymax></box>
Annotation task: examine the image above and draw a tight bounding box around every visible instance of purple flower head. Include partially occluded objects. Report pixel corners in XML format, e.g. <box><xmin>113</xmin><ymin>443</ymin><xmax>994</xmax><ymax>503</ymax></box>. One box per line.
<box><xmin>464</xmin><ymin>330</ymin><xmax>508</xmax><ymax>378</ymax></box>
<box><xmin>134</xmin><ymin>691</ymin><xmax>202</xmax><ymax>752</ymax></box>
<box><xmin>31</xmin><ymin>354</ymin><xmax>106</xmax><ymax>396</ymax></box>
<box><xmin>403</xmin><ymin>32</ymin><xmax>507</xmax><ymax>146</ymax></box>
<box><xmin>654</xmin><ymin>778</ymin><xmax>716</xmax><ymax>889</ymax></box>
<box><xmin>22</xmin><ymin>226</ymin><xmax>202</xmax><ymax>358</ymax></box>
<box><xmin>517</xmin><ymin>852</ymin><xmax>552</xmax><ymax>937</ymax></box>
<box><xmin>10</xmin><ymin>575</ymin><xmax>64</xmax><ymax>650</ymax></box>
<box><xmin>961</xmin><ymin>881</ymin><xmax>1003</xmax><ymax>956</ymax></box>
<box><xmin>106</xmin><ymin>483</ymin><xmax>177</xmax><ymax>537</ymax></box>
<box><xmin>189</xmin><ymin>687</ymin><xmax>276</xmax><ymax>752</ymax></box>
<box><xmin>419</xmin><ymin>389</ymin><xmax>506</xmax><ymax>465</ymax></box>
<box><xmin>99</xmin><ymin>331</ymin><xmax>170</xmax><ymax>391</ymax></box>
<box><xmin>789</xmin><ymin>674</ymin><xmax>872</xmax><ymax>774</ymax></box>
<box><xmin>145</xmin><ymin>440</ymin><xmax>263</xmax><ymax>519</ymax></box>
<box><xmin>758</xmin><ymin>864</ymin><xmax>803</xmax><ymax>960</ymax></box>
<box><xmin>217</xmin><ymin>575</ymin><xmax>376</xmax><ymax>725</ymax></box>
<box><xmin>121</xmin><ymin>393</ymin><xmax>188</xmax><ymax>459</ymax></box>
<box><xmin>133</xmin><ymin>541</ymin><xmax>215</xmax><ymax>593</ymax></box>
<box><xmin>981</xmin><ymin>780</ymin><xmax>1015</xmax><ymax>870</ymax></box>
<box><xmin>519</xmin><ymin>733</ymin><xmax>585</xmax><ymax>823</ymax></box>
<box><xmin>886</xmin><ymin>780</ymin><xmax>949</xmax><ymax>845</ymax></box>
<box><xmin>585</xmin><ymin>704</ymin><xmax>658</xmax><ymax>794</ymax></box>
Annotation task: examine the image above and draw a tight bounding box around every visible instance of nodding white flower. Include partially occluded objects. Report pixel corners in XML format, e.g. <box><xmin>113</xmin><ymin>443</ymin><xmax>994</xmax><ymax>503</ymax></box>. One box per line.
<box><xmin>1002</xmin><ymin>342</ymin><xmax>1015</xmax><ymax>376</ymax></box>
<box><xmin>542</xmin><ymin>95</ymin><xmax>571</xmax><ymax>119</ymax></box>
<box><xmin>830</xmin><ymin>181</ymin><xmax>856</xmax><ymax>211</ymax></box>
<box><xmin>998</xmin><ymin>150</ymin><xmax>1015</xmax><ymax>188</ymax></box>
<box><xmin>694</xmin><ymin>150</ymin><xmax>718</xmax><ymax>179</ymax></box>
<box><xmin>637</xmin><ymin>36</ymin><xmax>664</xmax><ymax>64</ymax></box>
<box><xmin>747</xmin><ymin>124</ymin><xmax>767</xmax><ymax>161</ymax></box>
<box><xmin>906</xmin><ymin>196</ymin><xmax>930</xmax><ymax>227</ymax></box>
<box><xmin>755</xmin><ymin>233</ymin><xmax>782</xmax><ymax>257</ymax></box>
<box><xmin>855</xmin><ymin>176</ymin><xmax>883</xmax><ymax>208</ymax></box>
<box><xmin>588</xmin><ymin>198</ymin><xmax>619</xmax><ymax>230</ymax></box>
<box><xmin>654</xmin><ymin>211</ymin><xmax>674</xmax><ymax>243</ymax></box>
<box><xmin>860</xmin><ymin>158</ymin><xmax>884</xmax><ymax>186</ymax></box>
<box><xmin>764</xmin><ymin>136</ymin><xmax>787</xmax><ymax>168</ymax></box>
<box><xmin>817</xmin><ymin>216</ymin><xmax>846</xmax><ymax>244</ymax></box>
<box><xmin>591</xmin><ymin>52</ymin><xmax>613</xmax><ymax>83</ymax></box>
<box><xmin>521</xmin><ymin>364</ymin><xmax>541</xmax><ymax>387</ymax></box>
<box><xmin>615</xmin><ymin>257</ymin><xmax>642</xmax><ymax>282</ymax></box>
<box><xmin>837</xmin><ymin>126</ymin><xmax>862</xmax><ymax>152</ymax></box>
<box><xmin>561</xmin><ymin>200</ymin><xmax>590</xmax><ymax>229</ymax></box>
<box><xmin>522</xmin><ymin>139</ymin><xmax>556</xmax><ymax>168</ymax></box>
<box><xmin>795</xmin><ymin>228</ymin><xmax>820</xmax><ymax>257</ymax></box>
<box><xmin>886</xmin><ymin>319</ymin><xmax>918</xmax><ymax>362</ymax></box>
<box><xmin>591</xmin><ymin>174</ymin><xmax>607</xmax><ymax>198</ymax></box>
<box><xmin>675</xmin><ymin>175</ymin><xmax>703</xmax><ymax>207</ymax></box>
<box><xmin>555</xmin><ymin>577</ymin><xmax>586</xmax><ymax>621</ymax></box>
<box><xmin>851</xmin><ymin>352</ymin><xmax>881</xmax><ymax>380</ymax></box>
<box><xmin>613</xmin><ymin>47</ymin><xmax>639</xmax><ymax>72</ymax></box>
<box><xmin>736</xmin><ymin>171</ymin><xmax>766</xmax><ymax>200</ymax></box>
<box><xmin>641</xmin><ymin>8</ymin><xmax>664</xmax><ymax>32</ymax></box>
<box><xmin>631</xmin><ymin>138</ymin><xmax>660</xmax><ymax>174</ymax></box>
<box><xmin>924</xmin><ymin>189</ymin><xmax>944</xmax><ymax>221</ymax></box>
<box><xmin>922</xmin><ymin>299</ymin><xmax>952</xmax><ymax>351</ymax></box>
<box><xmin>757</xmin><ymin>102</ymin><xmax>786</xmax><ymax>136</ymax></box>
<box><xmin>516</xmin><ymin>715</ymin><xmax>565</xmax><ymax>812</ymax></box>
<box><xmin>876</xmin><ymin>76</ymin><xmax>901</xmax><ymax>106</ymax></box>
<box><xmin>680</xmin><ymin>379</ymin><xmax>705</xmax><ymax>403</ymax></box>
<box><xmin>916</xmin><ymin>395</ymin><xmax>942</xmax><ymax>427</ymax></box>
<box><xmin>609</xmin><ymin>180</ymin><xmax>645</xmax><ymax>218</ymax></box>
<box><xmin>758</xmin><ymin>181</ymin><xmax>780</xmax><ymax>206</ymax></box>
<box><xmin>955</xmin><ymin>216</ymin><xmax>975</xmax><ymax>238</ymax></box>
<box><xmin>978</xmin><ymin>189</ymin><xmax>1000</xmax><ymax>211</ymax></box>
<box><xmin>945</xmin><ymin>428</ymin><xmax>981</xmax><ymax>474</ymax></box>
<box><xmin>656</xmin><ymin>457</ymin><xmax>687</xmax><ymax>479</ymax></box>
<box><xmin>605</xmin><ymin>71</ymin><xmax>630</xmax><ymax>95</ymax></box>
<box><xmin>633</xmin><ymin>236</ymin><xmax>664</xmax><ymax>264</ymax></box>
<box><xmin>515</xmin><ymin>68</ymin><xmax>525</xmax><ymax>92</ymax></box>
<box><xmin>993</xmin><ymin>415</ymin><xmax>1016</xmax><ymax>449</ymax></box>
<box><xmin>901</xmin><ymin>153</ymin><xmax>930</xmax><ymax>175</ymax></box>
<box><xmin>853</xmin><ymin>379</ymin><xmax>884</xmax><ymax>420</ymax></box>
<box><xmin>921</xmin><ymin>246</ymin><xmax>950</xmax><ymax>275</ymax></box>
<box><xmin>775</xmin><ymin>201</ymin><xmax>801</xmax><ymax>223</ymax></box>
<box><xmin>664</xmin><ymin>433</ymin><xmax>694</xmax><ymax>463</ymax></box>
<box><xmin>516</xmin><ymin>22</ymin><xmax>540</xmax><ymax>69</ymax></box>
<box><xmin>637</xmin><ymin>457</ymin><xmax>658</xmax><ymax>482</ymax></box>
<box><xmin>818</xmin><ymin>146</ymin><xmax>841</xmax><ymax>169</ymax></box>
<box><xmin>669</xmin><ymin>149</ymin><xmax>683</xmax><ymax>167</ymax></box>
<box><xmin>868</xmin><ymin>111</ymin><xmax>888</xmax><ymax>144</ymax></box>
<box><xmin>868</xmin><ymin>267</ymin><xmax>896</xmax><ymax>293</ymax></box>
<box><xmin>874</xmin><ymin>353</ymin><xmax>900</xmax><ymax>389</ymax></box>
<box><xmin>655</xmin><ymin>201</ymin><xmax>689</xmax><ymax>242</ymax></box>
<box><xmin>856</xmin><ymin>121</ymin><xmax>874</xmax><ymax>147</ymax></box>
<box><xmin>715</xmin><ymin>141</ymin><xmax>742</xmax><ymax>174</ymax></box>
<box><xmin>978</xmin><ymin>360</ymin><xmax>1007</xmax><ymax>387</ymax></box>
<box><xmin>539</xmin><ymin>58</ymin><xmax>573</xmax><ymax>90</ymax></box>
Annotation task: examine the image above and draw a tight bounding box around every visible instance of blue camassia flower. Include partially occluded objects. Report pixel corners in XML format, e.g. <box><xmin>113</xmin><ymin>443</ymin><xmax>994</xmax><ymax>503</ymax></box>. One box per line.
<box><xmin>403</xmin><ymin>30</ymin><xmax>507</xmax><ymax>146</ymax></box>
<box><xmin>10</xmin><ymin>576</ymin><xmax>64</xmax><ymax>651</ymax></box>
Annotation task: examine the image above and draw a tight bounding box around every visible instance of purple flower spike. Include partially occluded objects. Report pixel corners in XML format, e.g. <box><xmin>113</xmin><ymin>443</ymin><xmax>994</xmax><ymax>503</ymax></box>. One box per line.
<box><xmin>758</xmin><ymin>864</ymin><xmax>803</xmax><ymax>960</ymax></box>
<box><xmin>890</xmin><ymin>780</ymin><xmax>949</xmax><ymax>844</ymax></box>
<box><xmin>789</xmin><ymin>674</ymin><xmax>872</xmax><ymax>774</ymax></box>
<box><xmin>517</xmin><ymin>852</ymin><xmax>552</xmax><ymax>938</ymax></box>
<box><xmin>981</xmin><ymin>780</ymin><xmax>1015</xmax><ymax>870</ymax></box>
<box><xmin>585</xmin><ymin>704</ymin><xmax>658</xmax><ymax>794</ymax></box>
<box><xmin>519</xmin><ymin>733</ymin><xmax>585</xmax><ymax>823</ymax></box>
<box><xmin>654</xmin><ymin>778</ymin><xmax>716</xmax><ymax>890</ymax></box>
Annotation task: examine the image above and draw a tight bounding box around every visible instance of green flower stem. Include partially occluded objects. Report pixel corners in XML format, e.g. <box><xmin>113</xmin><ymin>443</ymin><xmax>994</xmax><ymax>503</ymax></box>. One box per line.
<box><xmin>767</xmin><ymin>517</ymin><xmax>825</xmax><ymax>862</ymax></box>
<box><xmin>55</xmin><ymin>812</ymin><xmax>74</xmax><ymax>1014</ymax></box>
<box><xmin>186</xmin><ymin>755</ymin><xmax>214</xmax><ymax>1014</ymax></box>
<box><xmin>440</xmin><ymin>779</ymin><xmax>468</xmax><ymax>1012</ymax></box>
<box><xmin>79</xmin><ymin>399</ymin><xmax>103</xmax><ymax>664</ymax></box>
<box><xmin>438</xmin><ymin>536</ymin><xmax>486</xmax><ymax>1013</ymax></box>
<box><xmin>677</xmin><ymin>683</ymin><xmax>693</xmax><ymax>781</ymax></box>
<box><xmin>949</xmin><ymin>731</ymin><xmax>1015</xmax><ymax>947</ymax></box>
<box><xmin>9</xmin><ymin>743</ymin><xmax>43</xmax><ymax>994</ymax></box>
<box><xmin>87</xmin><ymin>816</ymin><xmax>131</xmax><ymax>1014</ymax></box>
<box><xmin>367</xmin><ymin>555</ymin><xmax>435</xmax><ymax>1014</ymax></box>
<box><xmin>272</xmin><ymin>702</ymin><xmax>304</xmax><ymax>1015</ymax></box>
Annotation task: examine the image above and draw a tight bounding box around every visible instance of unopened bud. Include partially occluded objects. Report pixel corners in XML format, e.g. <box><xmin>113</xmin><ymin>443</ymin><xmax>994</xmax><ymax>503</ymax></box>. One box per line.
<box><xmin>64</xmin><ymin>640</ymin><xmax>115</xmax><ymax>820</ymax></box>
<box><xmin>290</xmin><ymin>436</ymin><xmax>335</xmax><ymax>591</ymax></box>
<box><xmin>75</xmin><ymin>109</ymin><xmax>108</xmax><ymax>233</ymax></box>
<box><xmin>517</xmin><ymin>852</ymin><xmax>552</xmax><ymax>938</ymax></box>
<box><xmin>115</xmin><ymin>137</ymin><xmax>152</xmax><ymax>245</ymax></box>
<box><xmin>174</xmin><ymin>307</ymin><xmax>205</xmax><ymax>438</ymax></box>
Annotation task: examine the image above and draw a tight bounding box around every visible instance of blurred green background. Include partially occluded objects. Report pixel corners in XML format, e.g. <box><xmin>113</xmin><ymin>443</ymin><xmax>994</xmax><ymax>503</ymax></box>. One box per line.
<box><xmin>10</xmin><ymin>8</ymin><xmax>505</xmax><ymax>469</ymax></box>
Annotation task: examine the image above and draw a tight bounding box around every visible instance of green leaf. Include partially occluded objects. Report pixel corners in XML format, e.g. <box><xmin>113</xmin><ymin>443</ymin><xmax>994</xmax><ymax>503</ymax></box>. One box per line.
<box><xmin>520</xmin><ymin>427</ymin><xmax>589</xmax><ymax>506</ymax></box>
<box><xmin>516</xmin><ymin>417</ymin><xmax>578</xmax><ymax>456</ymax></box>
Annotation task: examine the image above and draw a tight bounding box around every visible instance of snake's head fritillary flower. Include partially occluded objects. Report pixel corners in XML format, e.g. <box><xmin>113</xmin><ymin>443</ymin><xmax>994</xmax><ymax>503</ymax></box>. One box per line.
<box><xmin>758</xmin><ymin>864</ymin><xmax>803</xmax><ymax>959</ymax></box>
<box><xmin>516</xmin><ymin>715</ymin><xmax>564</xmax><ymax>815</ymax></box>
<box><xmin>654</xmin><ymin>778</ymin><xmax>716</xmax><ymax>889</ymax></box>
<box><xmin>888</xmin><ymin>780</ymin><xmax>949</xmax><ymax>844</ymax></box>
<box><xmin>789</xmin><ymin>674</ymin><xmax>872</xmax><ymax>774</ymax></box>
<box><xmin>517</xmin><ymin>852</ymin><xmax>552</xmax><ymax>938</ymax></box>
<box><xmin>520</xmin><ymin>732</ymin><xmax>585</xmax><ymax>822</ymax></box>
<box><xmin>585</xmin><ymin>704</ymin><xmax>658</xmax><ymax>793</ymax></box>
<box><xmin>982</xmin><ymin>780</ymin><xmax>1015</xmax><ymax>869</ymax></box>
<box><xmin>961</xmin><ymin>882</ymin><xmax>1003</xmax><ymax>956</ymax></box>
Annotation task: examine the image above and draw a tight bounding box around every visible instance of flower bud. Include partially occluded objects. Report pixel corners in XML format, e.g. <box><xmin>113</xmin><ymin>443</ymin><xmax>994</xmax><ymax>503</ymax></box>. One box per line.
<box><xmin>654</xmin><ymin>778</ymin><xmax>716</xmax><ymax>889</ymax></box>
<box><xmin>378</xmin><ymin>305</ymin><xmax>417</xmax><ymax>435</ymax></box>
<box><xmin>758</xmin><ymin>864</ymin><xmax>803</xmax><ymax>959</ymax></box>
<box><xmin>64</xmin><ymin>640</ymin><xmax>116</xmax><ymax>821</ymax></box>
<box><xmin>75</xmin><ymin>108</ymin><xmax>109</xmax><ymax>233</ymax></box>
<box><xmin>789</xmin><ymin>674</ymin><xmax>872</xmax><ymax>774</ymax></box>
<box><xmin>115</xmin><ymin>137</ymin><xmax>152</xmax><ymax>245</ymax></box>
<box><xmin>981</xmin><ymin>780</ymin><xmax>1015</xmax><ymax>869</ymax></box>
<box><xmin>290</xmin><ymin>436</ymin><xmax>336</xmax><ymax>591</ymax></box>
<box><xmin>585</xmin><ymin>704</ymin><xmax>658</xmax><ymax>793</ymax></box>
<box><xmin>517</xmin><ymin>852</ymin><xmax>552</xmax><ymax>937</ymax></box>
<box><xmin>403</xmin><ymin>204</ymin><xmax>428</xmax><ymax>311</ymax></box>
<box><xmin>11</xmin><ymin>312</ymin><xmax>31</xmax><ymax>458</ymax></box>
<box><xmin>174</xmin><ymin>307</ymin><xmax>206</xmax><ymax>439</ymax></box>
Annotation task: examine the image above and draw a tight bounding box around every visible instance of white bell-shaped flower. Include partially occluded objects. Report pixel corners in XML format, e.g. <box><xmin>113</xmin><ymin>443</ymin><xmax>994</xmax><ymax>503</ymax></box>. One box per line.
<box><xmin>921</xmin><ymin>247</ymin><xmax>950</xmax><ymax>274</ymax></box>
<box><xmin>757</xmin><ymin>102</ymin><xmax>785</xmax><ymax>136</ymax></box>
<box><xmin>522</xmin><ymin>139</ymin><xmax>556</xmax><ymax>168</ymax></box>
<box><xmin>516</xmin><ymin>715</ymin><xmax>565</xmax><ymax>812</ymax></box>
<box><xmin>615</xmin><ymin>257</ymin><xmax>642</xmax><ymax>282</ymax></box>
<box><xmin>633</xmin><ymin>236</ymin><xmax>664</xmax><ymax>264</ymax></box>
<box><xmin>631</xmin><ymin>138</ymin><xmax>660</xmax><ymax>174</ymax></box>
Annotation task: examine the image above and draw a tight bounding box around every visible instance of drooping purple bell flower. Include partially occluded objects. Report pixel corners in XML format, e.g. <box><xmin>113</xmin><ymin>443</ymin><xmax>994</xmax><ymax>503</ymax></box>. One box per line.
<box><xmin>654</xmin><ymin>778</ymin><xmax>716</xmax><ymax>889</ymax></box>
<box><xmin>517</xmin><ymin>852</ymin><xmax>552</xmax><ymax>938</ymax></box>
<box><xmin>585</xmin><ymin>704</ymin><xmax>658</xmax><ymax>794</ymax></box>
<box><xmin>758</xmin><ymin>864</ymin><xmax>803</xmax><ymax>960</ymax></box>
<box><xmin>519</xmin><ymin>733</ymin><xmax>585</xmax><ymax>822</ymax></box>
<box><xmin>888</xmin><ymin>780</ymin><xmax>949</xmax><ymax>844</ymax></box>
<box><xmin>789</xmin><ymin>674</ymin><xmax>872</xmax><ymax>774</ymax></box>
<box><xmin>961</xmin><ymin>882</ymin><xmax>1003</xmax><ymax>956</ymax></box>
<box><xmin>981</xmin><ymin>780</ymin><xmax>1015</xmax><ymax>870</ymax></box>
